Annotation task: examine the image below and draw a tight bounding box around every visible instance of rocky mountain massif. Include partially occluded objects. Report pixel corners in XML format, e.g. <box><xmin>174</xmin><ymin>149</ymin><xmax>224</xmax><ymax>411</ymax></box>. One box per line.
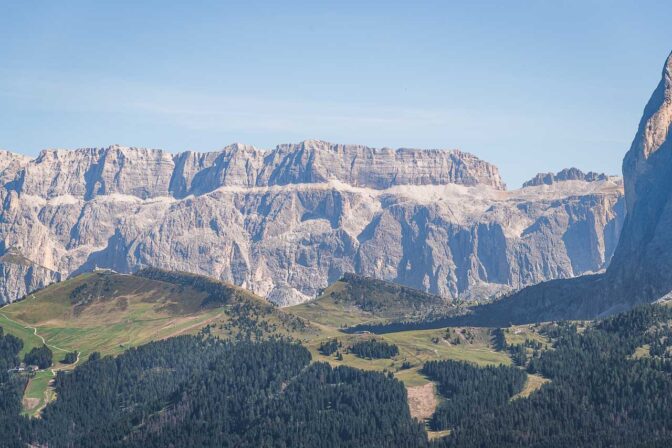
<box><xmin>0</xmin><ymin>140</ymin><xmax>624</xmax><ymax>305</ymax></box>
<box><xmin>451</xmin><ymin>51</ymin><xmax>672</xmax><ymax>325</ymax></box>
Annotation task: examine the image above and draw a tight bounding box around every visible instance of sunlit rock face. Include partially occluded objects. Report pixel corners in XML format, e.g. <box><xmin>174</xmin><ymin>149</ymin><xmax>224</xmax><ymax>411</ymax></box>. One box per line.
<box><xmin>609</xmin><ymin>51</ymin><xmax>672</xmax><ymax>302</ymax></box>
<box><xmin>0</xmin><ymin>140</ymin><xmax>623</xmax><ymax>305</ymax></box>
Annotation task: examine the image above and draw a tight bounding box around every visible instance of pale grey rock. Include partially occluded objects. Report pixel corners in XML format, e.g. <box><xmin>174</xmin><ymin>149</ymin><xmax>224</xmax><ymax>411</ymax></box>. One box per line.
<box><xmin>0</xmin><ymin>150</ymin><xmax>30</xmax><ymax>186</ymax></box>
<box><xmin>0</xmin><ymin>248</ymin><xmax>60</xmax><ymax>302</ymax></box>
<box><xmin>20</xmin><ymin>146</ymin><xmax>176</xmax><ymax>199</ymax></box>
<box><xmin>257</xmin><ymin>140</ymin><xmax>507</xmax><ymax>190</ymax></box>
<box><xmin>0</xmin><ymin>140</ymin><xmax>624</xmax><ymax>305</ymax></box>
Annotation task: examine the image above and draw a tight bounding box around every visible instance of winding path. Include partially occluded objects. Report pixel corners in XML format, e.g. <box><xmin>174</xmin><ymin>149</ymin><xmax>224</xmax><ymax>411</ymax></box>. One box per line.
<box><xmin>0</xmin><ymin>311</ymin><xmax>70</xmax><ymax>354</ymax></box>
<box><xmin>1</xmin><ymin>305</ymin><xmax>82</xmax><ymax>417</ymax></box>
<box><xmin>1</xmin><ymin>295</ymin><xmax>77</xmax><ymax>356</ymax></box>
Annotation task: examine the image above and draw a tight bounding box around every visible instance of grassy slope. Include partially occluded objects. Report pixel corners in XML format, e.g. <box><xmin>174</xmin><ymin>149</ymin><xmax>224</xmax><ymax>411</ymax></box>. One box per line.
<box><xmin>22</xmin><ymin>369</ymin><xmax>56</xmax><ymax>417</ymax></box>
<box><xmin>503</xmin><ymin>324</ymin><xmax>552</xmax><ymax>348</ymax></box>
<box><xmin>287</xmin><ymin>274</ymin><xmax>458</xmax><ymax>327</ymax></box>
<box><xmin>298</xmin><ymin>325</ymin><xmax>511</xmax><ymax>387</ymax></box>
<box><xmin>513</xmin><ymin>374</ymin><xmax>550</xmax><ymax>400</ymax></box>
<box><xmin>1</xmin><ymin>272</ymin><xmax>221</xmax><ymax>358</ymax></box>
<box><xmin>0</xmin><ymin>313</ymin><xmax>44</xmax><ymax>356</ymax></box>
<box><xmin>289</xmin><ymin>276</ymin><xmax>510</xmax><ymax>386</ymax></box>
<box><xmin>288</xmin><ymin>291</ymin><xmax>378</xmax><ymax>327</ymax></box>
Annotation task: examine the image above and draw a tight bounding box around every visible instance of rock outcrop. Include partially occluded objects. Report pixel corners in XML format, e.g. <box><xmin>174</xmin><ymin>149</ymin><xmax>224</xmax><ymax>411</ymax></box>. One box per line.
<box><xmin>0</xmin><ymin>140</ymin><xmax>624</xmax><ymax>305</ymax></box>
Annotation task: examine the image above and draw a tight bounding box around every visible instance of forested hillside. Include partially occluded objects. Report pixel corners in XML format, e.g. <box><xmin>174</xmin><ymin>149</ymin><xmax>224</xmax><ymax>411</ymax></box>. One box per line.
<box><xmin>433</xmin><ymin>304</ymin><xmax>672</xmax><ymax>447</ymax></box>
<box><xmin>0</xmin><ymin>327</ymin><xmax>26</xmax><ymax>446</ymax></box>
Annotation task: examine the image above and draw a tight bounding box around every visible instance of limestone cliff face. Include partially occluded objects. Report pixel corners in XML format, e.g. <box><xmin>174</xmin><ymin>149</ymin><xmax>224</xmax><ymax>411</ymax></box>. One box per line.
<box><xmin>0</xmin><ymin>248</ymin><xmax>60</xmax><ymax>302</ymax></box>
<box><xmin>609</xmin><ymin>51</ymin><xmax>672</xmax><ymax>302</ymax></box>
<box><xmin>0</xmin><ymin>140</ymin><xmax>624</xmax><ymax>305</ymax></box>
<box><xmin>16</xmin><ymin>140</ymin><xmax>505</xmax><ymax>201</ymax></box>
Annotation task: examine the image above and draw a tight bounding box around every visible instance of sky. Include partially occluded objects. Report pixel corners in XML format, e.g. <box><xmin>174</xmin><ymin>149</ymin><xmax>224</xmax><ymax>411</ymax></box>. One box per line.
<box><xmin>1</xmin><ymin>1</ymin><xmax>671</xmax><ymax>187</ymax></box>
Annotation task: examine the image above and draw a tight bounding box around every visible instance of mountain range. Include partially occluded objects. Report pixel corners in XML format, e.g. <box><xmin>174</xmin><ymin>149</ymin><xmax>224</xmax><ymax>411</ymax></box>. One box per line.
<box><xmin>0</xmin><ymin>140</ymin><xmax>623</xmax><ymax>305</ymax></box>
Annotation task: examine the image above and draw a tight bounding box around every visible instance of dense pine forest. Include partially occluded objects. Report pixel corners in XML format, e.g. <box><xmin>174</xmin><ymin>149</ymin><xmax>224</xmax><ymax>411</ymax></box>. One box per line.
<box><xmin>422</xmin><ymin>360</ymin><xmax>526</xmax><ymax>431</ymax></box>
<box><xmin>2</xmin><ymin>334</ymin><xmax>425</xmax><ymax>447</ymax></box>
<box><xmin>349</xmin><ymin>339</ymin><xmax>399</xmax><ymax>359</ymax></box>
<box><xmin>318</xmin><ymin>338</ymin><xmax>340</xmax><ymax>355</ymax></box>
<box><xmin>24</xmin><ymin>345</ymin><xmax>53</xmax><ymax>369</ymax></box>
<box><xmin>0</xmin><ymin>327</ymin><xmax>26</xmax><ymax>447</ymax></box>
<box><xmin>434</xmin><ymin>305</ymin><xmax>672</xmax><ymax>447</ymax></box>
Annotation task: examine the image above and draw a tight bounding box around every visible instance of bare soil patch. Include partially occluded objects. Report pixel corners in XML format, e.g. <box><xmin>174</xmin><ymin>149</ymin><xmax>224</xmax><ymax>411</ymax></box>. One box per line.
<box><xmin>406</xmin><ymin>382</ymin><xmax>438</xmax><ymax>420</ymax></box>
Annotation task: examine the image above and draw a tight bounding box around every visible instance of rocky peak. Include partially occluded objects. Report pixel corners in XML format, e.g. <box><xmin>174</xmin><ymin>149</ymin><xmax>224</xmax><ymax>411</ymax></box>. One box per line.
<box><xmin>522</xmin><ymin>168</ymin><xmax>611</xmax><ymax>188</ymax></box>
<box><xmin>21</xmin><ymin>145</ymin><xmax>175</xmax><ymax>199</ymax></box>
<box><xmin>622</xmin><ymin>51</ymin><xmax>672</xmax><ymax>213</ymax></box>
<box><xmin>470</xmin><ymin>51</ymin><xmax>672</xmax><ymax>325</ymax></box>
<box><xmin>0</xmin><ymin>150</ymin><xmax>30</xmax><ymax>185</ymax></box>
<box><xmin>0</xmin><ymin>139</ymin><xmax>623</xmax><ymax>305</ymax></box>
<box><xmin>0</xmin><ymin>150</ymin><xmax>30</xmax><ymax>170</ymax></box>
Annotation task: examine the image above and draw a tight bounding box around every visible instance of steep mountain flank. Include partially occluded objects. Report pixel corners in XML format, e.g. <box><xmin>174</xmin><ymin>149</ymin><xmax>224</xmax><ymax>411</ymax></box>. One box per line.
<box><xmin>0</xmin><ymin>140</ymin><xmax>624</xmax><ymax>305</ymax></box>
<box><xmin>609</xmin><ymin>51</ymin><xmax>672</xmax><ymax>303</ymax></box>
<box><xmin>456</xmin><ymin>51</ymin><xmax>672</xmax><ymax>325</ymax></box>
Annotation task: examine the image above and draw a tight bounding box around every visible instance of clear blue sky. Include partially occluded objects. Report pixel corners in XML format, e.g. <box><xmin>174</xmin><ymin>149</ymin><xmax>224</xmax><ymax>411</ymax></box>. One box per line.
<box><xmin>1</xmin><ymin>1</ymin><xmax>671</xmax><ymax>187</ymax></box>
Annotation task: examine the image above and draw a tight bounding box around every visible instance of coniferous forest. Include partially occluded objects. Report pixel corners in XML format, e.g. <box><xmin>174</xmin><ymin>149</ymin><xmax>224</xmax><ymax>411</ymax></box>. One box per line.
<box><xmin>23</xmin><ymin>345</ymin><xmax>53</xmax><ymax>369</ymax></box>
<box><xmin>0</xmin><ymin>327</ymin><xmax>26</xmax><ymax>444</ymax></box>
<box><xmin>349</xmin><ymin>339</ymin><xmax>399</xmax><ymax>359</ymax></box>
<box><xmin>1</xmin><ymin>334</ymin><xmax>426</xmax><ymax>447</ymax></box>
<box><xmin>422</xmin><ymin>360</ymin><xmax>526</xmax><ymax>431</ymax></box>
<box><xmin>434</xmin><ymin>305</ymin><xmax>672</xmax><ymax>447</ymax></box>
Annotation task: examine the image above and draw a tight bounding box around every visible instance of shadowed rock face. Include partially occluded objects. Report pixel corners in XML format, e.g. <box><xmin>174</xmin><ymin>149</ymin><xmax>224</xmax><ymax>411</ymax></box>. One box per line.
<box><xmin>522</xmin><ymin>168</ymin><xmax>610</xmax><ymax>188</ymax></box>
<box><xmin>0</xmin><ymin>140</ymin><xmax>624</xmax><ymax>305</ymax></box>
<box><xmin>0</xmin><ymin>248</ymin><xmax>60</xmax><ymax>302</ymax></box>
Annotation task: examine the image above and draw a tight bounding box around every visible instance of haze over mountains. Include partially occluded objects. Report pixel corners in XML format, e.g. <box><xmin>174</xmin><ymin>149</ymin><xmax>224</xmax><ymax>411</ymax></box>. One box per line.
<box><xmin>0</xmin><ymin>139</ymin><xmax>624</xmax><ymax>305</ymax></box>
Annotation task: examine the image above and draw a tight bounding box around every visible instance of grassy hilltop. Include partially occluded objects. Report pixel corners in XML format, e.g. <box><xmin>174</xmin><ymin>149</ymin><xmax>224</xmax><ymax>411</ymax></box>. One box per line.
<box><xmin>0</xmin><ymin>269</ymin><xmax>312</xmax><ymax>416</ymax></box>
